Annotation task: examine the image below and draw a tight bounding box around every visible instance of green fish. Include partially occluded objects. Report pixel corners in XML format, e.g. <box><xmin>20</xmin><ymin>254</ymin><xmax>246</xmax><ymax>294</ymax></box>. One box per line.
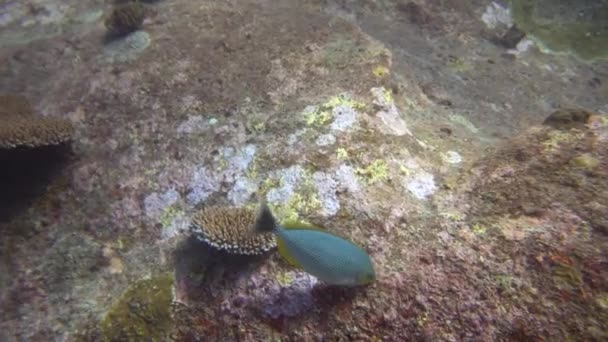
<box><xmin>253</xmin><ymin>202</ymin><xmax>376</xmax><ymax>286</ymax></box>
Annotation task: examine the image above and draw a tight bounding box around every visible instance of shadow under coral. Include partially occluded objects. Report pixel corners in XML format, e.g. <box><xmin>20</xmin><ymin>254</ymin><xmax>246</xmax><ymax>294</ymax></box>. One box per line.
<box><xmin>172</xmin><ymin>235</ymin><xmax>270</xmax><ymax>302</ymax></box>
<box><xmin>172</xmin><ymin>235</ymin><xmax>370</xmax><ymax>336</ymax></box>
<box><xmin>0</xmin><ymin>143</ymin><xmax>72</xmax><ymax>223</ymax></box>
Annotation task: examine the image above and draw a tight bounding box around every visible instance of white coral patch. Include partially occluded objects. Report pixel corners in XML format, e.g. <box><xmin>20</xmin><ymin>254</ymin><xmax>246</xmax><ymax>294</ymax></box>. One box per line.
<box><xmin>442</xmin><ymin>151</ymin><xmax>463</xmax><ymax>164</ymax></box>
<box><xmin>266</xmin><ymin>165</ymin><xmax>305</xmax><ymax>204</ymax></box>
<box><xmin>144</xmin><ymin>188</ymin><xmax>180</xmax><ymax>219</ymax></box>
<box><xmin>316</xmin><ymin>133</ymin><xmax>336</xmax><ymax>146</ymax></box>
<box><xmin>330</xmin><ymin>105</ymin><xmax>358</xmax><ymax>131</ymax></box>
<box><xmin>312</xmin><ymin>171</ymin><xmax>340</xmax><ymax>216</ymax></box>
<box><xmin>405</xmin><ymin>171</ymin><xmax>437</xmax><ymax>200</ymax></box>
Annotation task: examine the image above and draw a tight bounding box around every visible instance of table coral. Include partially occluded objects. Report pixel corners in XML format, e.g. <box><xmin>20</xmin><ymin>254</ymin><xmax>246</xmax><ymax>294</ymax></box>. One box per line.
<box><xmin>190</xmin><ymin>206</ymin><xmax>276</xmax><ymax>255</ymax></box>
<box><xmin>0</xmin><ymin>95</ymin><xmax>73</xmax><ymax>149</ymax></box>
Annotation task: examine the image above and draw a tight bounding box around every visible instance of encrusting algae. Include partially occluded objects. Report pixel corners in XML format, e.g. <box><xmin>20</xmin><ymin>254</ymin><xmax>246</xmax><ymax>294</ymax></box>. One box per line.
<box><xmin>99</xmin><ymin>273</ymin><xmax>174</xmax><ymax>342</ymax></box>
<box><xmin>190</xmin><ymin>206</ymin><xmax>276</xmax><ymax>255</ymax></box>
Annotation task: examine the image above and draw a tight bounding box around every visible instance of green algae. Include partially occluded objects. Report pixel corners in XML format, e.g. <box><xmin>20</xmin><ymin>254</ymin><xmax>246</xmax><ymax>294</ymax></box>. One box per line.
<box><xmin>303</xmin><ymin>94</ymin><xmax>366</xmax><ymax>127</ymax></box>
<box><xmin>571</xmin><ymin>153</ymin><xmax>599</xmax><ymax>169</ymax></box>
<box><xmin>323</xmin><ymin>94</ymin><xmax>366</xmax><ymax>111</ymax></box>
<box><xmin>356</xmin><ymin>159</ymin><xmax>389</xmax><ymax>184</ymax></box>
<box><xmin>159</xmin><ymin>206</ymin><xmax>183</xmax><ymax>230</ymax></box>
<box><xmin>471</xmin><ymin>223</ymin><xmax>487</xmax><ymax>235</ymax></box>
<box><xmin>541</xmin><ymin>129</ymin><xmax>585</xmax><ymax>152</ymax></box>
<box><xmin>373</xmin><ymin>65</ymin><xmax>390</xmax><ymax>78</ymax></box>
<box><xmin>267</xmin><ymin>168</ymin><xmax>322</xmax><ymax>223</ymax></box>
<box><xmin>304</xmin><ymin>108</ymin><xmax>333</xmax><ymax>127</ymax></box>
<box><xmin>511</xmin><ymin>0</ymin><xmax>608</xmax><ymax>61</ymax></box>
<box><xmin>552</xmin><ymin>263</ymin><xmax>583</xmax><ymax>290</ymax></box>
<box><xmin>596</xmin><ymin>293</ymin><xmax>608</xmax><ymax>310</ymax></box>
<box><xmin>336</xmin><ymin>147</ymin><xmax>349</xmax><ymax>161</ymax></box>
<box><xmin>100</xmin><ymin>273</ymin><xmax>174</xmax><ymax>342</ymax></box>
<box><xmin>276</xmin><ymin>271</ymin><xmax>294</xmax><ymax>286</ymax></box>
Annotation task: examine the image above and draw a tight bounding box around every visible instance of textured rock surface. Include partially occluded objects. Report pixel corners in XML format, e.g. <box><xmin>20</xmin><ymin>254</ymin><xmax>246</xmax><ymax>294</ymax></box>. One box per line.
<box><xmin>0</xmin><ymin>0</ymin><xmax>607</xmax><ymax>341</ymax></box>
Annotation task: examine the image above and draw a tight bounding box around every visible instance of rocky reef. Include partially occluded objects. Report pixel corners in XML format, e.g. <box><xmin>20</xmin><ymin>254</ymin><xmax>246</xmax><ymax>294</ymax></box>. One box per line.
<box><xmin>0</xmin><ymin>0</ymin><xmax>606</xmax><ymax>341</ymax></box>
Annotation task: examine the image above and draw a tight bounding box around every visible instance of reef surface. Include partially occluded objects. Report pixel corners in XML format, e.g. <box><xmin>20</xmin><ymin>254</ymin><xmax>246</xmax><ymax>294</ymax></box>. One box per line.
<box><xmin>0</xmin><ymin>0</ymin><xmax>607</xmax><ymax>340</ymax></box>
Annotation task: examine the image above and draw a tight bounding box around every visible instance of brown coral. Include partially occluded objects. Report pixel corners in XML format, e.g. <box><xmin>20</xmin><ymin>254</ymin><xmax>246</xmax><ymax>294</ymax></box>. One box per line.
<box><xmin>0</xmin><ymin>95</ymin><xmax>74</xmax><ymax>149</ymax></box>
<box><xmin>104</xmin><ymin>2</ymin><xmax>147</xmax><ymax>37</ymax></box>
<box><xmin>191</xmin><ymin>206</ymin><xmax>276</xmax><ymax>255</ymax></box>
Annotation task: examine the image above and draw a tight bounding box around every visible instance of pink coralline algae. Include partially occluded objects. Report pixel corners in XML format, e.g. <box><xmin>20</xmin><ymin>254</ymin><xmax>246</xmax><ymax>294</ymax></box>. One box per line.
<box><xmin>220</xmin><ymin>271</ymin><xmax>318</xmax><ymax>321</ymax></box>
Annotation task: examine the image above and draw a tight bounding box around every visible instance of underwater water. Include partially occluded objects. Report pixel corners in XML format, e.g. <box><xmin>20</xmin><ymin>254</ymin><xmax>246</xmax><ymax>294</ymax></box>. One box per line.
<box><xmin>1</xmin><ymin>0</ymin><xmax>607</xmax><ymax>340</ymax></box>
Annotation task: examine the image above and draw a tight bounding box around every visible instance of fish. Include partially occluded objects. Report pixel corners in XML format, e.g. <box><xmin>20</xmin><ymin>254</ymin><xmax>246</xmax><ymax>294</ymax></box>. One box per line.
<box><xmin>253</xmin><ymin>202</ymin><xmax>376</xmax><ymax>286</ymax></box>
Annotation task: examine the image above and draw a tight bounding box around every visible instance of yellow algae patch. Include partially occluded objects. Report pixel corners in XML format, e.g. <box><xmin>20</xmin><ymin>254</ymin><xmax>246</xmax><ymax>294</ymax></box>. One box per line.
<box><xmin>356</xmin><ymin>159</ymin><xmax>389</xmax><ymax>184</ymax></box>
<box><xmin>373</xmin><ymin>65</ymin><xmax>390</xmax><ymax>78</ymax></box>
<box><xmin>100</xmin><ymin>273</ymin><xmax>174</xmax><ymax>342</ymax></box>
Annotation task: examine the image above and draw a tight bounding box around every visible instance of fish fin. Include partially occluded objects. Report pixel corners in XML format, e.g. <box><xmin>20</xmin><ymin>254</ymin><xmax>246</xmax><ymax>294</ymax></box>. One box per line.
<box><xmin>253</xmin><ymin>200</ymin><xmax>278</xmax><ymax>233</ymax></box>
<box><xmin>276</xmin><ymin>236</ymin><xmax>302</xmax><ymax>269</ymax></box>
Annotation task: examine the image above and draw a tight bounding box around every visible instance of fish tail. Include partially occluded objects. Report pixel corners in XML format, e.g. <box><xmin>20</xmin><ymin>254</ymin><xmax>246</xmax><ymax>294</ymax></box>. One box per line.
<box><xmin>253</xmin><ymin>200</ymin><xmax>278</xmax><ymax>233</ymax></box>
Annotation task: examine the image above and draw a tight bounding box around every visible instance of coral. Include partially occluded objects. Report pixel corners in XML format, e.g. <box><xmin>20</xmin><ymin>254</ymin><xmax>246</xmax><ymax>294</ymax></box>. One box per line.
<box><xmin>0</xmin><ymin>95</ymin><xmax>74</xmax><ymax>149</ymax></box>
<box><xmin>480</xmin><ymin>2</ymin><xmax>512</xmax><ymax>30</ymax></box>
<box><xmin>543</xmin><ymin>108</ymin><xmax>592</xmax><ymax>130</ymax></box>
<box><xmin>102</xmin><ymin>31</ymin><xmax>151</xmax><ymax>63</ymax></box>
<box><xmin>104</xmin><ymin>2</ymin><xmax>146</xmax><ymax>37</ymax></box>
<box><xmin>190</xmin><ymin>206</ymin><xmax>276</xmax><ymax>255</ymax></box>
<box><xmin>100</xmin><ymin>273</ymin><xmax>174</xmax><ymax>341</ymax></box>
<box><xmin>0</xmin><ymin>94</ymin><xmax>33</xmax><ymax>116</ymax></box>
